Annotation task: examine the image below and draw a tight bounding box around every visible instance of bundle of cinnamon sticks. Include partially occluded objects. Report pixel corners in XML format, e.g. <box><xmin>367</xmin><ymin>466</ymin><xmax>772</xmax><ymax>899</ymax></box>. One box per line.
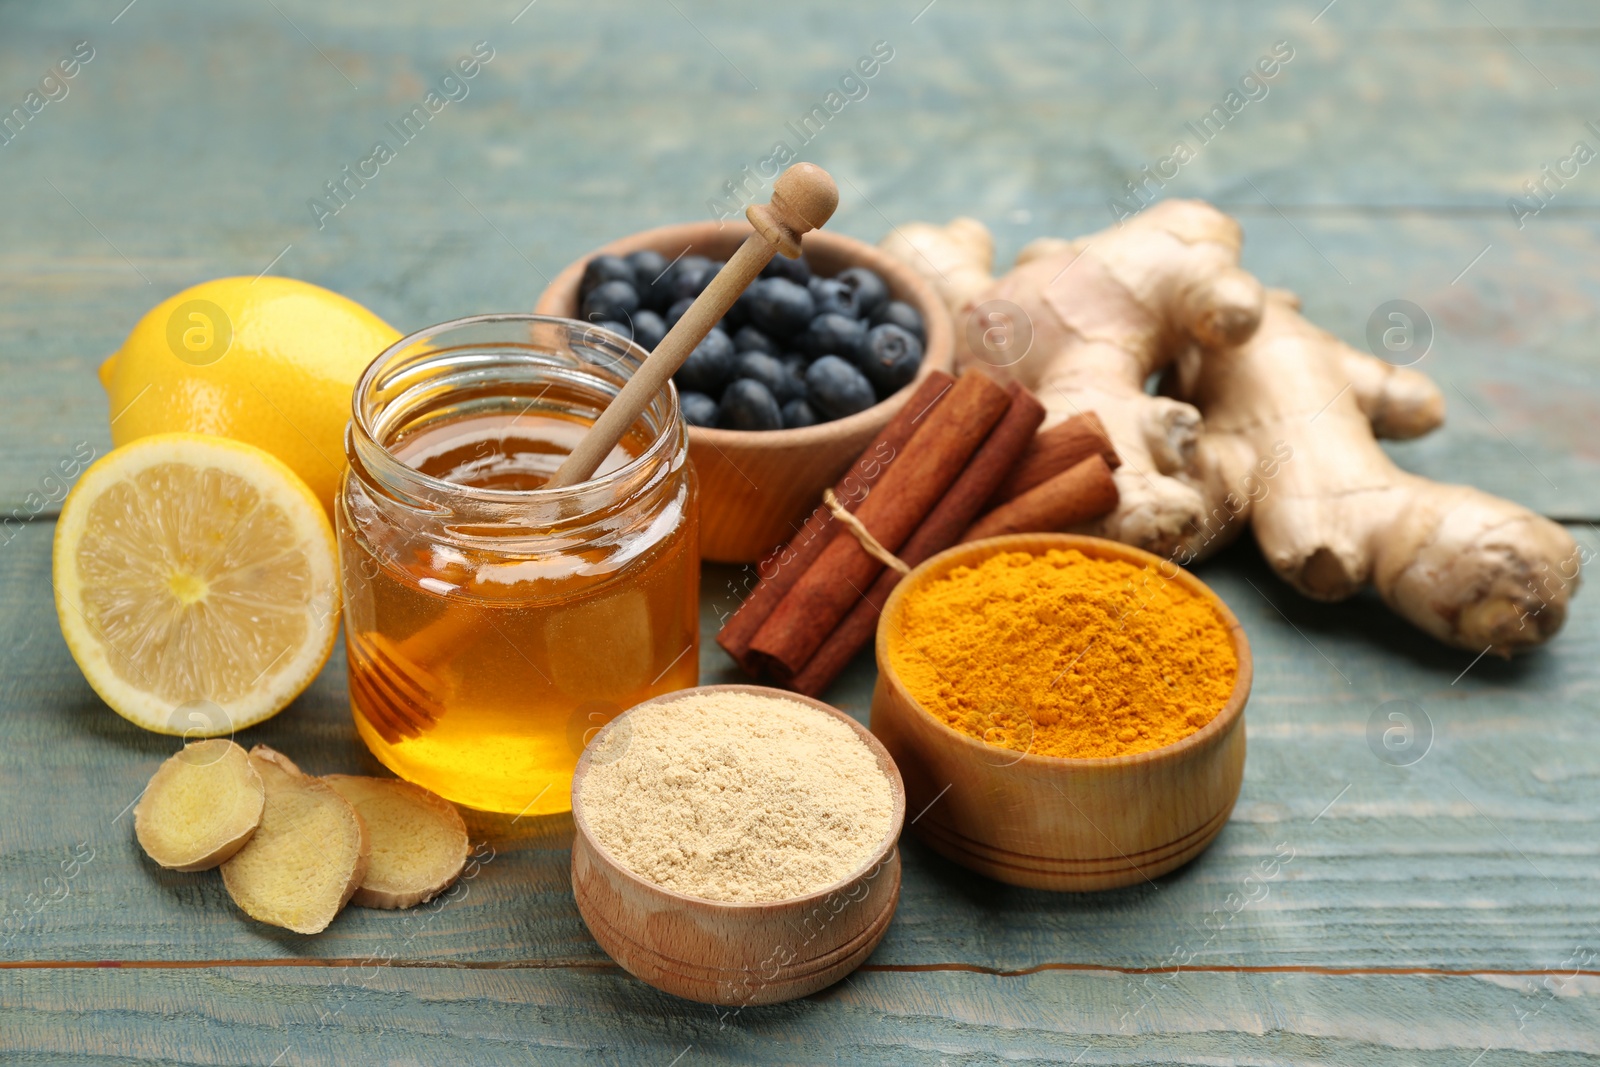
<box><xmin>716</xmin><ymin>368</ymin><xmax>1122</xmax><ymax>696</ymax></box>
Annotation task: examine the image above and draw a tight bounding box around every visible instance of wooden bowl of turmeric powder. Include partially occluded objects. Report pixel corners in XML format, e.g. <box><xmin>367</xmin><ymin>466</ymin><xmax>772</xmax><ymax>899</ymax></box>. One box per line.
<box><xmin>870</xmin><ymin>533</ymin><xmax>1251</xmax><ymax>891</ymax></box>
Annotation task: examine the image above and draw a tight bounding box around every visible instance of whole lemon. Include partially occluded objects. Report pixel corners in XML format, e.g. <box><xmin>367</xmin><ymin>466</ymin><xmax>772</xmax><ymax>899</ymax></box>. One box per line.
<box><xmin>100</xmin><ymin>277</ymin><xmax>401</xmax><ymax>517</ymax></box>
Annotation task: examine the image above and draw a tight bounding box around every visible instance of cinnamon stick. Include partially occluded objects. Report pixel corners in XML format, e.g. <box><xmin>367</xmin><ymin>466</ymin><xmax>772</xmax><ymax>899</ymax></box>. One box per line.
<box><xmin>788</xmin><ymin>384</ymin><xmax>1046</xmax><ymax>696</ymax></box>
<box><xmin>962</xmin><ymin>454</ymin><xmax>1119</xmax><ymax>542</ymax></box>
<box><xmin>746</xmin><ymin>370</ymin><xmax>1012</xmax><ymax>679</ymax></box>
<box><xmin>715</xmin><ymin>371</ymin><xmax>955</xmax><ymax>669</ymax></box>
<box><xmin>991</xmin><ymin>411</ymin><xmax>1119</xmax><ymax>504</ymax></box>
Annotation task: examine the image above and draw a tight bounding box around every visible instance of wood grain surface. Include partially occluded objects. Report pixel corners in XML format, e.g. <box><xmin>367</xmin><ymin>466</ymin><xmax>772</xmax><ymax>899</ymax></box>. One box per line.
<box><xmin>2</xmin><ymin>0</ymin><xmax>1598</xmax><ymax>1062</ymax></box>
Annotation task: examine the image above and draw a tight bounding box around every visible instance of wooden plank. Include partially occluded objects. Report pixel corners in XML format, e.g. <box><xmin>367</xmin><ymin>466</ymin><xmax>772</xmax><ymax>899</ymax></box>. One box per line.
<box><xmin>3</xmin><ymin>965</ymin><xmax>1598</xmax><ymax>1064</ymax></box>
<box><xmin>0</xmin><ymin>1</ymin><xmax>1597</xmax><ymax>517</ymax></box>
<box><xmin>7</xmin><ymin>521</ymin><xmax>1598</xmax><ymax>976</ymax></box>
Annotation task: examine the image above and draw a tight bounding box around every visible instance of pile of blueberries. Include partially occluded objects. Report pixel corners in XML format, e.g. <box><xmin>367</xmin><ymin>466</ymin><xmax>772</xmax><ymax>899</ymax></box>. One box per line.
<box><xmin>578</xmin><ymin>249</ymin><xmax>926</xmax><ymax>431</ymax></box>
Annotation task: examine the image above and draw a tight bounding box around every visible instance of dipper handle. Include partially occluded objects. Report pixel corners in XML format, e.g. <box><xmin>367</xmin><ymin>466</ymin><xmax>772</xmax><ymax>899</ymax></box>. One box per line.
<box><xmin>548</xmin><ymin>164</ymin><xmax>839</xmax><ymax>489</ymax></box>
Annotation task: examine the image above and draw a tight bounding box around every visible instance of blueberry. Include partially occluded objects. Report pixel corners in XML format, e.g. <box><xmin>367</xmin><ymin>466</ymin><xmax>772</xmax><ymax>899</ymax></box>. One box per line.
<box><xmin>747</xmin><ymin>278</ymin><xmax>815</xmax><ymax>337</ymax></box>
<box><xmin>805</xmin><ymin>355</ymin><xmax>877</xmax><ymax>420</ymax></box>
<box><xmin>781</xmin><ymin>399</ymin><xmax>820</xmax><ymax>429</ymax></box>
<box><xmin>641</xmin><ymin>260</ymin><xmax>680</xmax><ymax>311</ymax></box>
<box><xmin>632</xmin><ymin>309</ymin><xmax>667</xmax><ymax>350</ymax></box>
<box><xmin>762</xmin><ymin>254</ymin><xmax>812</xmax><ymax>286</ymax></box>
<box><xmin>580</xmin><ymin>255</ymin><xmax>634</xmax><ymax>300</ymax></box>
<box><xmin>646</xmin><ymin>254</ymin><xmax>706</xmax><ymax>310</ymax></box>
<box><xmin>835</xmin><ymin>267</ymin><xmax>889</xmax><ymax>319</ymax></box>
<box><xmin>808</xmin><ymin>277</ymin><xmax>859</xmax><ymax>318</ymax></box>
<box><xmin>718</xmin><ymin>379</ymin><xmax>783</xmax><ymax>431</ymax></box>
<box><xmin>859</xmin><ymin>323</ymin><xmax>924</xmax><ymax>397</ymax></box>
<box><xmin>681</xmin><ymin>390</ymin><xmax>718</xmax><ymax>428</ymax></box>
<box><xmin>723</xmin><ymin>288</ymin><xmax>753</xmax><ymax>332</ymax></box>
<box><xmin>673</xmin><ymin>329</ymin><xmax>735</xmax><ymax>396</ymax></box>
<box><xmin>781</xmin><ymin>353</ymin><xmax>809</xmax><ymax>378</ymax></box>
<box><xmin>733</xmin><ymin>325</ymin><xmax>780</xmax><ymax>356</ymax></box>
<box><xmin>626</xmin><ymin>249</ymin><xmax>669</xmax><ymax>292</ymax></box>
<box><xmin>735</xmin><ymin>351</ymin><xmax>805</xmax><ymax>404</ymax></box>
<box><xmin>580</xmin><ymin>280</ymin><xmax>639</xmax><ymax>324</ymax></box>
<box><xmin>668</xmin><ymin>253</ymin><xmax>712</xmax><ymax>279</ymax></box>
<box><xmin>801</xmin><ymin>312</ymin><xmax>867</xmax><ymax>362</ymax></box>
<box><xmin>669</xmin><ymin>256</ymin><xmax>718</xmax><ymax>302</ymax></box>
<box><xmin>665</xmin><ymin>297</ymin><xmax>695</xmax><ymax>328</ymax></box>
<box><xmin>589</xmin><ymin>320</ymin><xmax>634</xmax><ymax>344</ymax></box>
<box><xmin>869</xmin><ymin>299</ymin><xmax>925</xmax><ymax>343</ymax></box>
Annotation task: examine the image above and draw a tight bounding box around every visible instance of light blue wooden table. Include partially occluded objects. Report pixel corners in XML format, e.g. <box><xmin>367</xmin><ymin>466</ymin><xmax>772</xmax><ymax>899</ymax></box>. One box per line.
<box><xmin>3</xmin><ymin>1</ymin><xmax>1598</xmax><ymax>1062</ymax></box>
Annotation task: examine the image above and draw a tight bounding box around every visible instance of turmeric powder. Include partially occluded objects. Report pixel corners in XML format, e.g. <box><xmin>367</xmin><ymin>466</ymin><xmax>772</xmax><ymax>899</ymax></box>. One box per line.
<box><xmin>889</xmin><ymin>549</ymin><xmax>1237</xmax><ymax>758</ymax></box>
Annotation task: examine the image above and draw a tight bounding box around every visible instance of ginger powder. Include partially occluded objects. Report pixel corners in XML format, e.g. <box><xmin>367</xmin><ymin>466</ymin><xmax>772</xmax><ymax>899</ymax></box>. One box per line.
<box><xmin>577</xmin><ymin>691</ymin><xmax>895</xmax><ymax>903</ymax></box>
<box><xmin>891</xmin><ymin>549</ymin><xmax>1238</xmax><ymax>758</ymax></box>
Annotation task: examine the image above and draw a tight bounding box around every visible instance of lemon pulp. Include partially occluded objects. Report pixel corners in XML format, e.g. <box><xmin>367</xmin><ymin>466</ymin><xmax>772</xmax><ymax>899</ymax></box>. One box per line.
<box><xmin>55</xmin><ymin>434</ymin><xmax>339</xmax><ymax>735</ymax></box>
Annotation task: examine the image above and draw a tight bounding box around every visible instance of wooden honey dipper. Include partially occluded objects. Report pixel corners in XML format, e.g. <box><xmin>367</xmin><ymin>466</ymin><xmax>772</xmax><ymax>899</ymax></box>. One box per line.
<box><xmin>349</xmin><ymin>163</ymin><xmax>840</xmax><ymax>743</ymax></box>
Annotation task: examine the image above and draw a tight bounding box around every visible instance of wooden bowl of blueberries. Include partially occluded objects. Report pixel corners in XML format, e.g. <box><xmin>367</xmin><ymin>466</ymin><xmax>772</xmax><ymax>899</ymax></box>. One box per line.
<box><xmin>536</xmin><ymin>221</ymin><xmax>954</xmax><ymax>563</ymax></box>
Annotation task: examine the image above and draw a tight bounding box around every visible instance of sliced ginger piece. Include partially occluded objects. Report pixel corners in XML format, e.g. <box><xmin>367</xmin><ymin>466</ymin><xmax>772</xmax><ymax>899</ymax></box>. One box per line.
<box><xmin>220</xmin><ymin>746</ymin><xmax>370</xmax><ymax>934</ymax></box>
<box><xmin>324</xmin><ymin>776</ymin><xmax>469</xmax><ymax>909</ymax></box>
<box><xmin>134</xmin><ymin>739</ymin><xmax>265</xmax><ymax>871</ymax></box>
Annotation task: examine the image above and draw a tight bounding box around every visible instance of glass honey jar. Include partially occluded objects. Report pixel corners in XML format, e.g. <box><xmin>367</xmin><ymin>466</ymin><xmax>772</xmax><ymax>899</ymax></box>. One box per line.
<box><xmin>339</xmin><ymin>314</ymin><xmax>699</xmax><ymax>816</ymax></box>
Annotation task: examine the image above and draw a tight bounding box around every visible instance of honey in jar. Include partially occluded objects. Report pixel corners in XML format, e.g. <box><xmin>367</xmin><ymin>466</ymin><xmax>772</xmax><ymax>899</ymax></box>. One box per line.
<box><xmin>338</xmin><ymin>315</ymin><xmax>698</xmax><ymax>815</ymax></box>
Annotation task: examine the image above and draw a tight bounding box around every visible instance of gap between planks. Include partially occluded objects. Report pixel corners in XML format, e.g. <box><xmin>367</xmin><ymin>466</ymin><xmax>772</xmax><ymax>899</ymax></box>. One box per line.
<box><xmin>4</xmin><ymin>959</ymin><xmax>1600</xmax><ymax>981</ymax></box>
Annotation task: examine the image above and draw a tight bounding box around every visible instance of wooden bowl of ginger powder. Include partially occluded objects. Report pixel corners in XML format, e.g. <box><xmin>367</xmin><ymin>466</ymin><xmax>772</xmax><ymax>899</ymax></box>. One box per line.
<box><xmin>871</xmin><ymin>533</ymin><xmax>1252</xmax><ymax>891</ymax></box>
<box><xmin>570</xmin><ymin>685</ymin><xmax>906</xmax><ymax>1006</ymax></box>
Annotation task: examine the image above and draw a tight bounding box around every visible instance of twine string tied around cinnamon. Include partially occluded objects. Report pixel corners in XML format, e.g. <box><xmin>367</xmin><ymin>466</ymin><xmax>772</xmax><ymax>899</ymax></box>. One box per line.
<box><xmin>822</xmin><ymin>489</ymin><xmax>910</xmax><ymax>576</ymax></box>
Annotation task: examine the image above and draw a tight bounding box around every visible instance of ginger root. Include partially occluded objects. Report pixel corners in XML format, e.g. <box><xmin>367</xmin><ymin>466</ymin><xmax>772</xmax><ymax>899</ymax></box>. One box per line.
<box><xmin>884</xmin><ymin>203</ymin><xmax>1579</xmax><ymax>652</ymax></box>
<box><xmin>1170</xmin><ymin>290</ymin><xmax>1581</xmax><ymax>654</ymax></box>
<box><xmin>881</xmin><ymin>200</ymin><xmax>1264</xmax><ymax>556</ymax></box>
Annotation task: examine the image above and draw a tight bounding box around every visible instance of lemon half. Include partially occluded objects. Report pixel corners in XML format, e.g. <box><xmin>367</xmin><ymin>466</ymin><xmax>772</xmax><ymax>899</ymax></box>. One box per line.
<box><xmin>53</xmin><ymin>434</ymin><xmax>340</xmax><ymax>736</ymax></box>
